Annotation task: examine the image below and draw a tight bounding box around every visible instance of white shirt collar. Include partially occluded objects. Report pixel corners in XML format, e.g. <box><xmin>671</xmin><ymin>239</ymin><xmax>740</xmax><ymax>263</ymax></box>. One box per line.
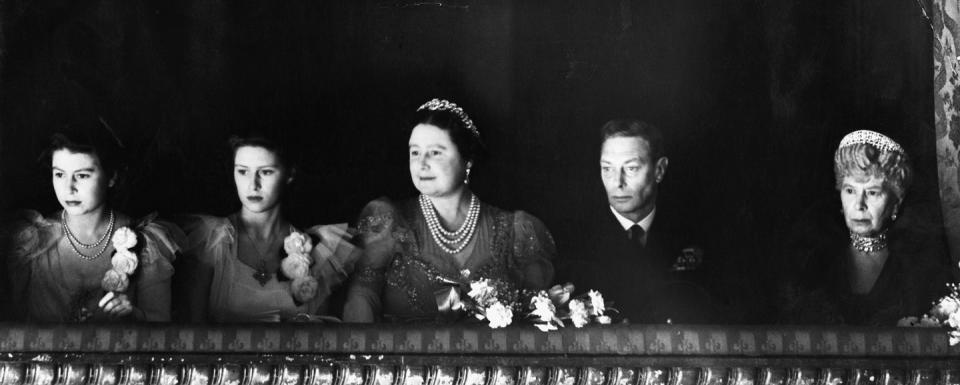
<box><xmin>609</xmin><ymin>206</ymin><xmax>656</xmax><ymax>233</ymax></box>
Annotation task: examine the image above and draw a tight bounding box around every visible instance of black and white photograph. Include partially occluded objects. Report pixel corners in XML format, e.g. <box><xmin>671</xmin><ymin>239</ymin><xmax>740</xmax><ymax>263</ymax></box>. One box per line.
<box><xmin>0</xmin><ymin>0</ymin><xmax>959</xmax><ymax>380</ymax></box>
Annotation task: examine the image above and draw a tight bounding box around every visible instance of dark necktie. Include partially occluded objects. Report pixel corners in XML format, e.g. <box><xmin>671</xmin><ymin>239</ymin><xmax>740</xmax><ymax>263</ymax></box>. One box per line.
<box><xmin>628</xmin><ymin>224</ymin><xmax>646</xmax><ymax>246</ymax></box>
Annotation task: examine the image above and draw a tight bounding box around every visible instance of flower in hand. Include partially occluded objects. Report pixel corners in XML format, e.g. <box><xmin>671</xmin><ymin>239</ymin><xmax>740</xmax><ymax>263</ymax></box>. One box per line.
<box><xmin>101</xmin><ymin>269</ymin><xmax>130</xmax><ymax>292</ymax></box>
<box><xmin>98</xmin><ymin>291</ymin><xmax>133</xmax><ymax>318</ymax></box>
<box><xmin>291</xmin><ymin>276</ymin><xmax>319</xmax><ymax>303</ymax></box>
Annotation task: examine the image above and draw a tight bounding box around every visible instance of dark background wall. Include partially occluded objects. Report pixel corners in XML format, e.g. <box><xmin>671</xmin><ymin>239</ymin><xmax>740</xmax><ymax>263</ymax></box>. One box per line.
<box><xmin>0</xmin><ymin>0</ymin><xmax>943</xmax><ymax>321</ymax></box>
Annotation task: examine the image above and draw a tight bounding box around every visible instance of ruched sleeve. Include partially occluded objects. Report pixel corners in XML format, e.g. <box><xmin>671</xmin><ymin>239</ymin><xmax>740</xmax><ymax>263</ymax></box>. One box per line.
<box><xmin>299</xmin><ymin>223</ymin><xmax>363</xmax><ymax>315</ymax></box>
<box><xmin>3</xmin><ymin>210</ymin><xmax>59</xmax><ymax>319</ymax></box>
<box><xmin>173</xmin><ymin>215</ymin><xmax>233</xmax><ymax>322</ymax></box>
<box><xmin>342</xmin><ymin>198</ymin><xmax>401</xmax><ymax>322</ymax></box>
<box><xmin>510</xmin><ymin>211</ymin><xmax>556</xmax><ymax>290</ymax></box>
<box><xmin>131</xmin><ymin>214</ymin><xmax>185</xmax><ymax>322</ymax></box>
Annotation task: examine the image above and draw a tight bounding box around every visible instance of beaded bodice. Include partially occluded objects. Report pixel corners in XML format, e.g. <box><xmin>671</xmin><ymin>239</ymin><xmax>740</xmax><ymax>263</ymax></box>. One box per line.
<box><xmin>354</xmin><ymin>197</ymin><xmax>554</xmax><ymax>321</ymax></box>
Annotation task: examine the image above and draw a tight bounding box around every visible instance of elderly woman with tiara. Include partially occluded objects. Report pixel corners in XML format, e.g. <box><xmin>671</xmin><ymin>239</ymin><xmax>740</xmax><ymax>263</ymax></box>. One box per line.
<box><xmin>777</xmin><ymin>130</ymin><xmax>953</xmax><ymax>325</ymax></box>
<box><xmin>343</xmin><ymin>99</ymin><xmax>556</xmax><ymax>323</ymax></box>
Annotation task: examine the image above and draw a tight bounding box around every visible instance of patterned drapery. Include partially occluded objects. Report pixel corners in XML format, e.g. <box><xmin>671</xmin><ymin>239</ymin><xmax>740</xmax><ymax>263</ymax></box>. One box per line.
<box><xmin>934</xmin><ymin>0</ymin><xmax>960</xmax><ymax>266</ymax></box>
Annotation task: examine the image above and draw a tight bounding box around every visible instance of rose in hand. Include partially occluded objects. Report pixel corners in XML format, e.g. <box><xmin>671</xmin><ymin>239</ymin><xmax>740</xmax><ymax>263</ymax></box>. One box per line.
<box><xmin>98</xmin><ymin>291</ymin><xmax>133</xmax><ymax>318</ymax></box>
<box><xmin>102</xmin><ymin>269</ymin><xmax>129</xmax><ymax>292</ymax></box>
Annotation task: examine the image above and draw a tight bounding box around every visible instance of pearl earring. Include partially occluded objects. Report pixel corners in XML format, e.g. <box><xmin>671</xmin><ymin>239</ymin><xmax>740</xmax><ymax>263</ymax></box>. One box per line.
<box><xmin>465</xmin><ymin>167</ymin><xmax>472</xmax><ymax>184</ymax></box>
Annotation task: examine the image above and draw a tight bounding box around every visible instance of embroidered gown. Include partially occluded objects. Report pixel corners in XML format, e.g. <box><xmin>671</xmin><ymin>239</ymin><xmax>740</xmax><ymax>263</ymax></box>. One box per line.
<box><xmin>343</xmin><ymin>197</ymin><xmax>556</xmax><ymax>322</ymax></box>
<box><xmin>5</xmin><ymin>210</ymin><xmax>182</xmax><ymax>322</ymax></box>
<box><xmin>178</xmin><ymin>214</ymin><xmax>361</xmax><ymax>323</ymax></box>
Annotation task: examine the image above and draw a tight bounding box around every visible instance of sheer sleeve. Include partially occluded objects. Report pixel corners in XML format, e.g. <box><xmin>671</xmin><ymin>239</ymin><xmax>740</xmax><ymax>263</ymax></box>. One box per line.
<box><xmin>174</xmin><ymin>215</ymin><xmax>233</xmax><ymax>322</ymax></box>
<box><xmin>3</xmin><ymin>210</ymin><xmax>58</xmax><ymax>319</ymax></box>
<box><xmin>301</xmin><ymin>223</ymin><xmax>363</xmax><ymax>314</ymax></box>
<box><xmin>343</xmin><ymin>198</ymin><xmax>400</xmax><ymax>322</ymax></box>
<box><xmin>131</xmin><ymin>214</ymin><xmax>185</xmax><ymax>322</ymax></box>
<box><xmin>511</xmin><ymin>211</ymin><xmax>556</xmax><ymax>290</ymax></box>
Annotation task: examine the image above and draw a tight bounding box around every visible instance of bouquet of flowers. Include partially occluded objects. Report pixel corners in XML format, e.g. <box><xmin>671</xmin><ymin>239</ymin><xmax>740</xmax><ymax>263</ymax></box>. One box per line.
<box><xmin>526</xmin><ymin>283</ymin><xmax>613</xmax><ymax>331</ymax></box>
<box><xmin>899</xmin><ymin>280</ymin><xmax>960</xmax><ymax>345</ymax></box>
<box><xmin>441</xmin><ymin>271</ymin><xmax>612</xmax><ymax>330</ymax></box>
<box><xmin>101</xmin><ymin>227</ymin><xmax>139</xmax><ymax>292</ymax></box>
<box><xmin>282</xmin><ymin>231</ymin><xmax>319</xmax><ymax>303</ymax></box>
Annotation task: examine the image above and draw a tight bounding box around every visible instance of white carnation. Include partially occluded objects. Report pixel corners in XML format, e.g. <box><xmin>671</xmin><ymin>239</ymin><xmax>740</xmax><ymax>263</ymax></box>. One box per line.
<box><xmin>485</xmin><ymin>302</ymin><xmax>513</xmax><ymax>329</ymax></box>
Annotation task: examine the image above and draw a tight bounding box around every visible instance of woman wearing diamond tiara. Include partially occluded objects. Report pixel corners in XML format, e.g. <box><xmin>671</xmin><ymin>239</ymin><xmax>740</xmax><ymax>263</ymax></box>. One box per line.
<box><xmin>177</xmin><ymin>132</ymin><xmax>363</xmax><ymax>323</ymax></box>
<box><xmin>777</xmin><ymin>130</ymin><xmax>953</xmax><ymax>325</ymax></box>
<box><xmin>5</xmin><ymin>127</ymin><xmax>182</xmax><ymax>322</ymax></box>
<box><xmin>343</xmin><ymin>99</ymin><xmax>556</xmax><ymax>323</ymax></box>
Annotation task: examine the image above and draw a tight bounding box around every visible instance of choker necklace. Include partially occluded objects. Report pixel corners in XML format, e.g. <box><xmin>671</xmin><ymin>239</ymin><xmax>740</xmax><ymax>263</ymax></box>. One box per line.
<box><xmin>420</xmin><ymin>194</ymin><xmax>481</xmax><ymax>254</ymax></box>
<box><xmin>240</xmin><ymin>222</ymin><xmax>277</xmax><ymax>286</ymax></box>
<box><xmin>61</xmin><ymin>210</ymin><xmax>116</xmax><ymax>261</ymax></box>
<box><xmin>850</xmin><ymin>231</ymin><xmax>888</xmax><ymax>253</ymax></box>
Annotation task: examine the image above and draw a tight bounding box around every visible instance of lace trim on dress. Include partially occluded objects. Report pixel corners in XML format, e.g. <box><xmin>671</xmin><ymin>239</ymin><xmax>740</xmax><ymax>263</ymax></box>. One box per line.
<box><xmin>355</xmin><ymin>266</ymin><xmax>385</xmax><ymax>283</ymax></box>
<box><xmin>383</xmin><ymin>205</ymin><xmax>518</xmax><ymax>314</ymax></box>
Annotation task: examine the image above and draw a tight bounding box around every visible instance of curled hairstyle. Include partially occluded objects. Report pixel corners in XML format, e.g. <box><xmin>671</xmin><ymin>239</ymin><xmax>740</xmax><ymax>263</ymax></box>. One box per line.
<box><xmin>412</xmin><ymin>108</ymin><xmax>486</xmax><ymax>165</ymax></box>
<box><xmin>600</xmin><ymin>119</ymin><xmax>665</xmax><ymax>160</ymax></box>
<box><xmin>833</xmin><ymin>143</ymin><xmax>912</xmax><ymax>203</ymax></box>
<box><xmin>43</xmin><ymin>120</ymin><xmax>126</xmax><ymax>182</ymax></box>
<box><xmin>228</xmin><ymin>132</ymin><xmax>296</xmax><ymax>173</ymax></box>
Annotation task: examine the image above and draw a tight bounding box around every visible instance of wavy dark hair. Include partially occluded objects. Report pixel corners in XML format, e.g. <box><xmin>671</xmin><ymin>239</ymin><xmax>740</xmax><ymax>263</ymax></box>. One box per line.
<box><xmin>599</xmin><ymin>119</ymin><xmax>665</xmax><ymax>160</ymax></box>
<box><xmin>42</xmin><ymin>118</ymin><xmax>127</xmax><ymax>187</ymax></box>
<box><xmin>411</xmin><ymin>106</ymin><xmax>486</xmax><ymax>165</ymax></box>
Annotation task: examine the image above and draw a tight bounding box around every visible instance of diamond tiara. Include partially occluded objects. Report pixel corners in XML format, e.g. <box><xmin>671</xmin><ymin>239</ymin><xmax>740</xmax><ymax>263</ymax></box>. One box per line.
<box><xmin>837</xmin><ymin>130</ymin><xmax>904</xmax><ymax>154</ymax></box>
<box><xmin>417</xmin><ymin>98</ymin><xmax>479</xmax><ymax>139</ymax></box>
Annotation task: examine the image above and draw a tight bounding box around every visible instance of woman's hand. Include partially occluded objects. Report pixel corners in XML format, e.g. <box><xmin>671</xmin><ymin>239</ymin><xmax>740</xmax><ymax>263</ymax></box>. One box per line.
<box><xmin>98</xmin><ymin>291</ymin><xmax>134</xmax><ymax>318</ymax></box>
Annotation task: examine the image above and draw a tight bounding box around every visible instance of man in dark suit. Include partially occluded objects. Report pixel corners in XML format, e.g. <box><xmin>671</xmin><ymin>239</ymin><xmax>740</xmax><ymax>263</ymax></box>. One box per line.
<box><xmin>557</xmin><ymin>119</ymin><xmax>724</xmax><ymax>324</ymax></box>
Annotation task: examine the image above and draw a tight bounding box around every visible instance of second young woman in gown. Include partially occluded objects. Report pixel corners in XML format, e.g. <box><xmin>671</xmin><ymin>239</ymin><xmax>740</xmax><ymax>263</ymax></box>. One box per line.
<box><xmin>179</xmin><ymin>134</ymin><xmax>362</xmax><ymax>323</ymax></box>
<box><xmin>343</xmin><ymin>99</ymin><xmax>556</xmax><ymax>323</ymax></box>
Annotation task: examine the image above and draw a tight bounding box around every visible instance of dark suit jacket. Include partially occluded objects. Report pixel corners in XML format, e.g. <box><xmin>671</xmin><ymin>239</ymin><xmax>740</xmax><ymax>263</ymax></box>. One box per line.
<box><xmin>555</xmin><ymin>201</ymin><xmax>726</xmax><ymax>324</ymax></box>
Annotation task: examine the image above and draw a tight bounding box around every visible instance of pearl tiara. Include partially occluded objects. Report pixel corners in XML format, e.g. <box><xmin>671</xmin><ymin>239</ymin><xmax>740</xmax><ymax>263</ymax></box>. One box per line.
<box><xmin>417</xmin><ymin>98</ymin><xmax>480</xmax><ymax>139</ymax></box>
<box><xmin>837</xmin><ymin>130</ymin><xmax>904</xmax><ymax>154</ymax></box>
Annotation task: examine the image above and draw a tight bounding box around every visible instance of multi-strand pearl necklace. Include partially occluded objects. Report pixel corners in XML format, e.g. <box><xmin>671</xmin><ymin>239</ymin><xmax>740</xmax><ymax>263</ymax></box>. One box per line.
<box><xmin>419</xmin><ymin>194</ymin><xmax>481</xmax><ymax>254</ymax></box>
<box><xmin>850</xmin><ymin>230</ymin><xmax>888</xmax><ymax>253</ymax></box>
<box><xmin>61</xmin><ymin>210</ymin><xmax>116</xmax><ymax>260</ymax></box>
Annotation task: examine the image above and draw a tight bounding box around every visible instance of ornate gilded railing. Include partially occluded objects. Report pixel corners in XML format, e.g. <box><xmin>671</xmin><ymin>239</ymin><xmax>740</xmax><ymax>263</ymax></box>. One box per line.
<box><xmin>0</xmin><ymin>324</ymin><xmax>958</xmax><ymax>385</ymax></box>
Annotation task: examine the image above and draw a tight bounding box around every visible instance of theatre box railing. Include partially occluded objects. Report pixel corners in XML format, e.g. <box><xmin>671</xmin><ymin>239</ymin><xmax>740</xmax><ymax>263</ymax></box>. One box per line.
<box><xmin>0</xmin><ymin>324</ymin><xmax>958</xmax><ymax>385</ymax></box>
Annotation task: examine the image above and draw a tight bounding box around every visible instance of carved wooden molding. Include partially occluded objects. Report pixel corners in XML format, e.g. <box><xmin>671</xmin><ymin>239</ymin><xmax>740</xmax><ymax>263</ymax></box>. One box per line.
<box><xmin>1</xmin><ymin>324</ymin><xmax>957</xmax><ymax>356</ymax></box>
<box><xmin>1</xmin><ymin>324</ymin><xmax>959</xmax><ymax>385</ymax></box>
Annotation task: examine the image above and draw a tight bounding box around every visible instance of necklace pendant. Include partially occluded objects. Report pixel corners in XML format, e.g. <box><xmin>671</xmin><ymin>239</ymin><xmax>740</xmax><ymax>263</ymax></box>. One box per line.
<box><xmin>253</xmin><ymin>270</ymin><xmax>272</xmax><ymax>286</ymax></box>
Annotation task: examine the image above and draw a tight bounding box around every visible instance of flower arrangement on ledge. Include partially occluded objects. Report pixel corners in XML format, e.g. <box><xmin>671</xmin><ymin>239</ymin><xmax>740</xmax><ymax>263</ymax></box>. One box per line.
<box><xmin>440</xmin><ymin>271</ymin><xmax>613</xmax><ymax>330</ymax></box>
<box><xmin>899</xmin><ymin>281</ymin><xmax>960</xmax><ymax>345</ymax></box>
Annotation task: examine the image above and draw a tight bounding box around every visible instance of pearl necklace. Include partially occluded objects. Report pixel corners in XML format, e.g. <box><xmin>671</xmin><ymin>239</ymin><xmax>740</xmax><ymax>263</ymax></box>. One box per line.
<box><xmin>61</xmin><ymin>210</ymin><xmax>116</xmax><ymax>260</ymax></box>
<box><xmin>850</xmin><ymin>230</ymin><xmax>888</xmax><ymax>253</ymax></box>
<box><xmin>420</xmin><ymin>194</ymin><xmax>481</xmax><ymax>254</ymax></box>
